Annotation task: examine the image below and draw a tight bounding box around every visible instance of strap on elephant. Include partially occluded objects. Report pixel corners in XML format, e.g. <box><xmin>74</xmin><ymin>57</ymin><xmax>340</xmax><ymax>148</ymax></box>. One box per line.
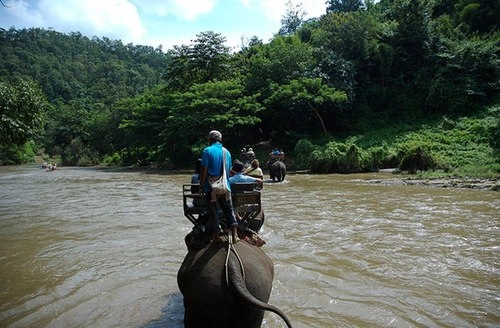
<box><xmin>224</xmin><ymin>234</ymin><xmax>245</xmax><ymax>288</ymax></box>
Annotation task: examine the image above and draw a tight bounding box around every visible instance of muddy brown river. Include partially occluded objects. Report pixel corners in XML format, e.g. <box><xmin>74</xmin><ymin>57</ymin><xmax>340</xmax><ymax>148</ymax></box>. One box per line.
<box><xmin>0</xmin><ymin>165</ymin><xmax>498</xmax><ymax>327</ymax></box>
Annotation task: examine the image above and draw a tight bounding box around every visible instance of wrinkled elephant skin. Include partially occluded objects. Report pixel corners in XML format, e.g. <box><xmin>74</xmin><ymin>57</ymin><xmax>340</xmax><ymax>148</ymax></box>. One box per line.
<box><xmin>177</xmin><ymin>241</ymin><xmax>292</xmax><ymax>328</ymax></box>
<box><xmin>269</xmin><ymin>160</ymin><xmax>286</xmax><ymax>182</ymax></box>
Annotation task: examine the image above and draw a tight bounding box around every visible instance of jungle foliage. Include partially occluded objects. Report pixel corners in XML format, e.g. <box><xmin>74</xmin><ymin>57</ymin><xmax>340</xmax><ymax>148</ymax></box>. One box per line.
<box><xmin>295</xmin><ymin>105</ymin><xmax>499</xmax><ymax>177</ymax></box>
<box><xmin>0</xmin><ymin>0</ymin><xmax>498</xmax><ymax>175</ymax></box>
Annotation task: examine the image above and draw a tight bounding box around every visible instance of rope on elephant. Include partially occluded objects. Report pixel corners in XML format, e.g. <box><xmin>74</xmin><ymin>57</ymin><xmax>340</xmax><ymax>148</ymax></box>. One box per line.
<box><xmin>224</xmin><ymin>235</ymin><xmax>246</xmax><ymax>288</ymax></box>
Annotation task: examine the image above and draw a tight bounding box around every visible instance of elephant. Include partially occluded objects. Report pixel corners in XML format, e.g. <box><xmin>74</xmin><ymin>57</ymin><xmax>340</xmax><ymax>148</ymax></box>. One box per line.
<box><xmin>268</xmin><ymin>160</ymin><xmax>286</xmax><ymax>182</ymax></box>
<box><xmin>177</xmin><ymin>240</ymin><xmax>293</xmax><ymax>328</ymax></box>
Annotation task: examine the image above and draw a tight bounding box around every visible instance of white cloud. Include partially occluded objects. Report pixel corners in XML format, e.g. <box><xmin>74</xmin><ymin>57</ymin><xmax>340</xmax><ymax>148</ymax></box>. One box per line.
<box><xmin>132</xmin><ymin>0</ymin><xmax>216</xmax><ymax>21</ymax></box>
<box><xmin>168</xmin><ymin>0</ymin><xmax>216</xmax><ymax>20</ymax></box>
<box><xmin>245</xmin><ymin>0</ymin><xmax>326</xmax><ymax>23</ymax></box>
<box><xmin>36</xmin><ymin>0</ymin><xmax>146</xmax><ymax>43</ymax></box>
<box><xmin>0</xmin><ymin>0</ymin><xmax>327</xmax><ymax>51</ymax></box>
<box><xmin>4</xmin><ymin>0</ymin><xmax>44</xmax><ymax>26</ymax></box>
<box><xmin>1</xmin><ymin>0</ymin><xmax>146</xmax><ymax>43</ymax></box>
<box><xmin>301</xmin><ymin>0</ymin><xmax>328</xmax><ymax>18</ymax></box>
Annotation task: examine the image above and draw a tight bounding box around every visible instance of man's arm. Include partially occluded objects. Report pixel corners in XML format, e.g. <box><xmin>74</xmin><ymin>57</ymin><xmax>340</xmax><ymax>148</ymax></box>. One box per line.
<box><xmin>254</xmin><ymin>178</ymin><xmax>264</xmax><ymax>189</ymax></box>
<box><xmin>199</xmin><ymin>166</ymin><xmax>208</xmax><ymax>193</ymax></box>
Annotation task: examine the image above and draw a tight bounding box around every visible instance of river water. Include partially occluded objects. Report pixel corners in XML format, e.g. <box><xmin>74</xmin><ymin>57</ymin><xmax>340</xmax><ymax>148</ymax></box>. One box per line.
<box><xmin>0</xmin><ymin>165</ymin><xmax>498</xmax><ymax>327</ymax></box>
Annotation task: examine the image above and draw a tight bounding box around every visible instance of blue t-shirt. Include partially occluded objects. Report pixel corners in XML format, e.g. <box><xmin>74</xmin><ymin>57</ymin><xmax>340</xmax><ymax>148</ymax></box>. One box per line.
<box><xmin>201</xmin><ymin>142</ymin><xmax>232</xmax><ymax>192</ymax></box>
<box><xmin>229</xmin><ymin>172</ymin><xmax>258</xmax><ymax>184</ymax></box>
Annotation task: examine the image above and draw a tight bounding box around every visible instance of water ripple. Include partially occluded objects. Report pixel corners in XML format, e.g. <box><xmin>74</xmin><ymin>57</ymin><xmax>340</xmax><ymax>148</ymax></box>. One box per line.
<box><xmin>1</xmin><ymin>167</ymin><xmax>498</xmax><ymax>327</ymax></box>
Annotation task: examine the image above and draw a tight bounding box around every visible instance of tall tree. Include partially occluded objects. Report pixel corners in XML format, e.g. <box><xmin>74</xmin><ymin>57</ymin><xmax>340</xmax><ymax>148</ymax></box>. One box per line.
<box><xmin>165</xmin><ymin>31</ymin><xmax>232</xmax><ymax>91</ymax></box>
<box><xmin>326</xmin><ymin>0</ymin><xmax>365</xmax><ymax>13</ymax></box>
<box><xmin>165</xmin><ymin>79</ymin><xmax>264</xmax><ymax>146</ymax></box>
<box><xmin>244</xmin><ymin>35</ymin><xmax>315</xmax><ymax>99</ymax></box>
<box><xmin>278</xmin><ymin>0</ymin><xmax>308</xmax><ymax>36</ymax></box>
<box><xmin>117</xmin><ymin>85</ymin><xmax>173</xmax><ymax>163</ymax></box>
<box><xmin>265</xmin><ymin>77</ymin><xmax>348</xmax><ymax>136</ymax></box>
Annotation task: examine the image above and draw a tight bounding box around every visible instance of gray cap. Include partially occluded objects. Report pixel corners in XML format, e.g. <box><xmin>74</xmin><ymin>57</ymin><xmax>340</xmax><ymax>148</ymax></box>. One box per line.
<box><xmin>208</xmin><ymin>130</ymin><xmax>222</xmax><ymax>141</ymax></box>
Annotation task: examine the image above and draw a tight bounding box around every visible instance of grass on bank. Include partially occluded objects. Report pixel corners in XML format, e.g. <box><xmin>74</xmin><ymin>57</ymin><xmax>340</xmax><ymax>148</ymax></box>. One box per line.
<box><xmin>293</xmin><ymin>106</ymin><xmax>500</xmax><ymax>178</ymax></box>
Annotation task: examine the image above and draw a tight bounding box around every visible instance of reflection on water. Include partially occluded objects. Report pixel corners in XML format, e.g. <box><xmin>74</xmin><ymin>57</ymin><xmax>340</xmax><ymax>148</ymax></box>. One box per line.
<box><xmin>0</xmin><ymin>166</ymin><xmax>498</xmax><ymax>327</ymax></box>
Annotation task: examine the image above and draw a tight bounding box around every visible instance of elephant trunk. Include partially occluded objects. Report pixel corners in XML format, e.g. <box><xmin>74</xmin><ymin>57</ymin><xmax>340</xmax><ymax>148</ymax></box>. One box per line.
<box><xmin>227</xmin><ymin>253</ymin><xmax>293</xmax><ymax>328</ymax></box>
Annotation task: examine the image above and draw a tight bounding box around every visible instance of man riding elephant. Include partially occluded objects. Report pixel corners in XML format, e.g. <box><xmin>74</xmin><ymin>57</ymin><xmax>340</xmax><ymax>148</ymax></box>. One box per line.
<box><xmin>198</xmin><ymin>130</ymin><xmax>239</xmax><ymax>243</ymax></box>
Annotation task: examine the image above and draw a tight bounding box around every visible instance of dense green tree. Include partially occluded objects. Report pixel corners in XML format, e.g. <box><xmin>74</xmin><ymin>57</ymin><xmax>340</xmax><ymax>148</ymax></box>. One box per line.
<box><xmin>314</xmin><ymin>11</ymin><xmax>374</xmax><ymax>63</ymax></box>
<box><xmin>307</xmin><ymin>9</ymin><xmax>386</xmax><ymax>122</ymax></box>
<box><xmin>384</xmin><ymin>0</ymin><xmax>432</xmax><ymax>74</ymax></box>
<box><xmin>428</xmin><ymin>0</ymin><xmax>458</xmax><ymax>18</ymax></box>
<box><xmin>313</xmin><ymin>48</ymin><xmax>356</xmax><ymax>107</ymax></box>
<box><xmin>239</xmin><ymin>35</ymin><xmax>318</xmax><ymax>142</ymax></box>
<box><xmin>428</xmin><ymin>33</ymin><xmax>500</xmax><ymax>114</ymax></box>
<box><xmin>0</xmin><ymin>79</ymin><xmax>48</xmax><ymax>147</ymax></box>
<box><xmin>118</xmin><ymin>78</ymin><xmax>264</xmax><ymax>167</ymax></box>
<box><xmin>454</xmin><ymin>0</ymin><xmax>500</xmax><ymax>34</ymax></box>
<box><xmin>243</xmin><ymin>35</ymin><xmax>315</xmax><ymax>98</ymax></box>
<box><xmin>265</xmin><ymin>77</ymin><xmax>348</xmax><ymax>136</ymax></box>
<box><xmin>165</xmin><ymin>31</ymin><xmax>232</xmax><ymax>92</ymax></box>
<box><xmin>164</xmin><ymin>79</ymin><xmax>264</xmax><ymax>156</ymax></box>
<box><xmin>117</xmin><ymin>85</ymin><xmax>173</xmax><ymax>165</ymax></box>
<box><xmin>0</xmin><ymin>28</ymin><xmax>166</xmax><ymax>104</ymax></box>
<box><xmin>358</xmin><ymin>0</ymin><xmax>436</xmax><ymax>117</ymax></box>
<box><xmin>42</xmin><ymin>100</ymin><xmax>94</xmax><ymax>164</ymax></box>
<box><xmin>0</xmin><ymin>27</ymin><xmax>168</xmax><ymax>164</ymax></box>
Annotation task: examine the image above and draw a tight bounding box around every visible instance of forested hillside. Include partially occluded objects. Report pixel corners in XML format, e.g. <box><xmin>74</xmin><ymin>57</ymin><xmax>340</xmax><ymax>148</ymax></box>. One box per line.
<box><xmin>1</xmin><ymin>0</ymin><xmax>498</xmax><ymax>176</ymax></box>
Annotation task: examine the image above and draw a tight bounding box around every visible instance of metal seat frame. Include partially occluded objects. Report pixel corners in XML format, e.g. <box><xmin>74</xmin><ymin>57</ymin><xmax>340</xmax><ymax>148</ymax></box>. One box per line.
<box><xmin>182</xmin><ymin>183</ymin><xmax>262</xmax><ymax>229</ymax></box>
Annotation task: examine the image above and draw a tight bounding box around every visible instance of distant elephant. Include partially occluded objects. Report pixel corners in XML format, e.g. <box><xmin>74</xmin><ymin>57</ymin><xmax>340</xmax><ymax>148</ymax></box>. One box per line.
<box><xmin>177</xmin><ymin>241</ymin><xmax>292</xmax><ymax>328</ymax></box>
<box><xmin>268</xmin><ymin>160</ymin><xmax>286</xmax><ymax>182</ymax></box>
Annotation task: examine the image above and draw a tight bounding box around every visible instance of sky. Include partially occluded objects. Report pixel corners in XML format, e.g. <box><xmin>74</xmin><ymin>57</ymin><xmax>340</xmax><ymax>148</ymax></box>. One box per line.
<box><xmin>0</xmin><ymin>0</ymin><xmax>328</xmax><ymax>52</ymax></box>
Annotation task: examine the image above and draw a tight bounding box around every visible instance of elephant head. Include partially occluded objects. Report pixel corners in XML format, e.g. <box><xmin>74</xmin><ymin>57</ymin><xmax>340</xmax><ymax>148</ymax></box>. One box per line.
<box><xmin>177</xmin><ymin>240</ymin><xmax>292</xmax><ymax>328</ymax></box>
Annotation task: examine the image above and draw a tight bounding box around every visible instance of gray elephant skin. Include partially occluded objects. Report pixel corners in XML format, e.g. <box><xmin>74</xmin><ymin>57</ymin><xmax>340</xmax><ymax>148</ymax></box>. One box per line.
<box><xmin>269</xmin><ymin>160</ymin><xmax>286</xmax><ymax>182</ymax></box>
<box><xmin>177</xmin><ymin>241</ymin><xmax>292</xmax><ymax>328</ymax></box>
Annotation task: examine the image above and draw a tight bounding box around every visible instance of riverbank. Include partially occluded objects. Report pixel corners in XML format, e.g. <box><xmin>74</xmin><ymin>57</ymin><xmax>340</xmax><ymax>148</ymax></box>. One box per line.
<box><xmin>365</xmin><ymin>176</ymin><xmax>500</xmax><ymax>191</ymax></box>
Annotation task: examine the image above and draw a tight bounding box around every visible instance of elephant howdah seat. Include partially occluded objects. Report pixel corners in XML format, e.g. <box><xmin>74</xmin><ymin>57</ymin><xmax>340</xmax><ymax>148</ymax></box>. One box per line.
<box><xmin>182</xmin><ymin>182</ymin><xmax>262</xmax><ymax>231</ymax></box>
<box><xmin>230</xmin><ymin>182</ymin><xmax>262</xmax><ymax>226</ymax></box>
<box><xmin>182</xmin><ymin>184</ymin><xmax>208</xmax><ymax>226</ymax></box>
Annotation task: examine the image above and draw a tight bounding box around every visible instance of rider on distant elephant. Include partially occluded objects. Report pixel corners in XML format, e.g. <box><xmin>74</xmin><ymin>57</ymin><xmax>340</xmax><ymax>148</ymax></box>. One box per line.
<box><xmin>269</xmin><ymin>148</ymin><xmax>285</xmax><ymax>162</ymax></box>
